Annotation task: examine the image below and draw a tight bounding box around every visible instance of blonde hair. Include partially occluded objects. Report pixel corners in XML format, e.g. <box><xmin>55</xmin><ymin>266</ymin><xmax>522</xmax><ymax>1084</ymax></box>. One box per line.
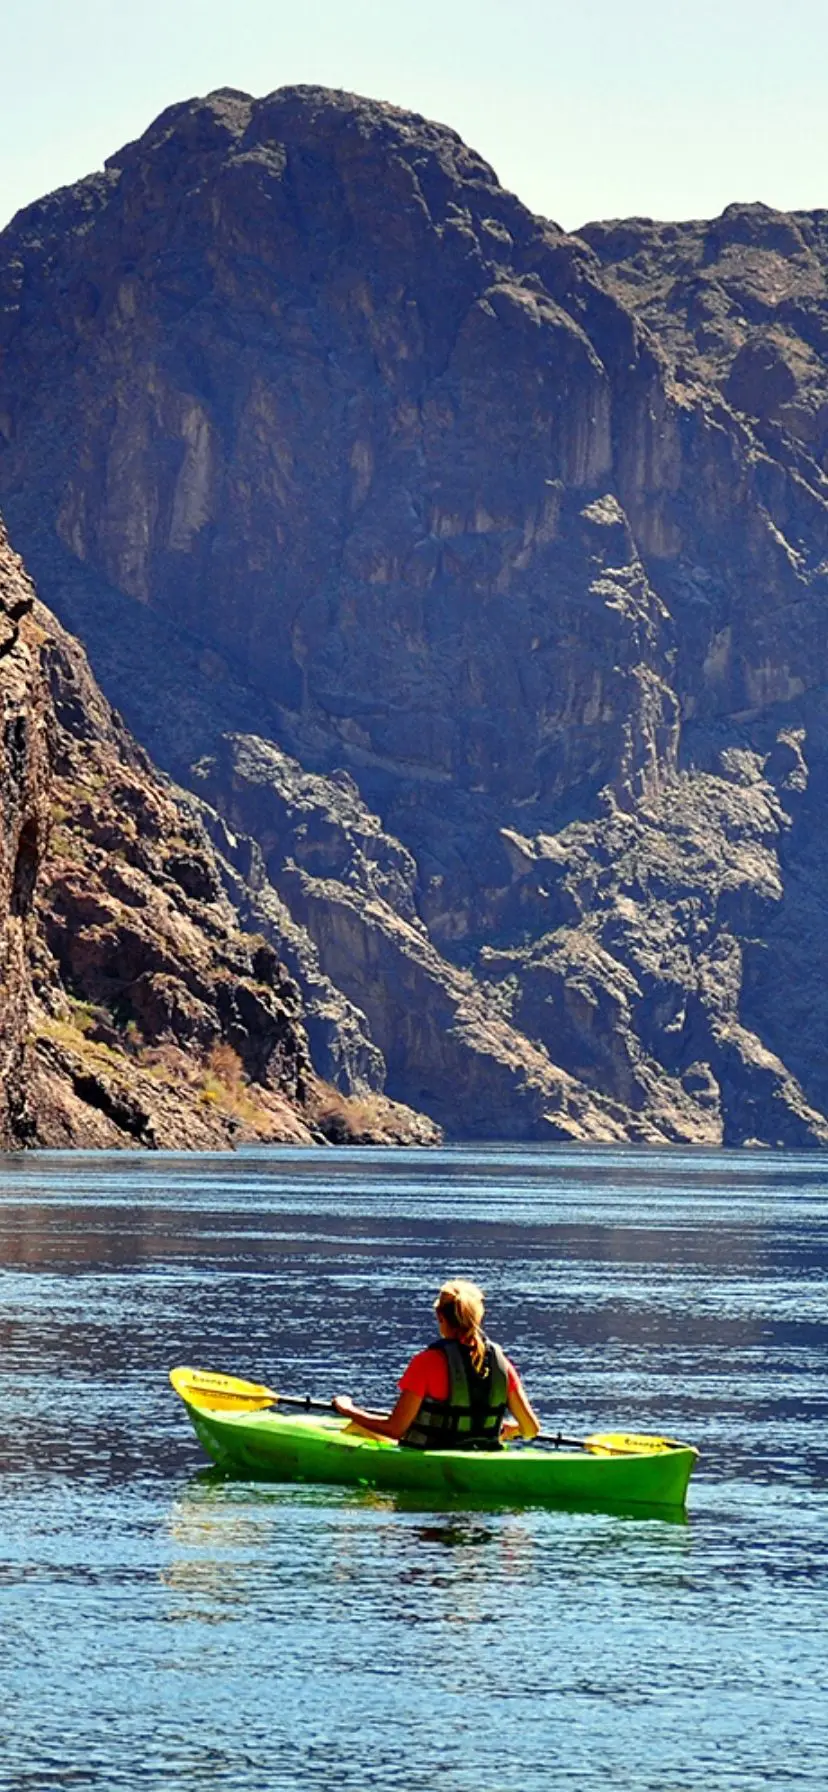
<box><xmin>434</xmin><ymin>1278</ymin><xmax>487</xmax><ymax>1374</ymax></box>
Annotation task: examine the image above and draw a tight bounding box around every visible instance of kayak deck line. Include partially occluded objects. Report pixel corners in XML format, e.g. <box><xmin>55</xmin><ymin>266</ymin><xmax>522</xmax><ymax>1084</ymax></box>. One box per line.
<box><xmin>170</xmin><ymin>1368</ymin><xmax>699</xmax><ymax>1511</ymax></box>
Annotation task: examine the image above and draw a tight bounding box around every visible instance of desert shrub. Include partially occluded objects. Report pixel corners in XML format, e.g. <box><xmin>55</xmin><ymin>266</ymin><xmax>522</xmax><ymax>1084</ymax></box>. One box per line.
<box><xmin>49</xmin><ymin>826</ymin><xmax>85</xmax><ymax>865</ymax></box>
<box><xmin>67</xmin><ymin>997</ymin><xmax>111</xmax><ymax>1036</ymax></box>
<box><xmin>38</xmin><ymin>1016</ymin><xmax>124</xmax><ymax>1071</ymax></box>
<box><xmin>207</xmin><ymin>1042</ymin><xmax>246</xmax><ymax>1089</ymax></box>
<box><xmin>309</xmin><ymin>1080</ymin><xmax>391</xmax><ymax>1143</ymax></box>
<box><xmin>195</xmin><ymin>1046</ymin><xmax>280</xmax><ymax>1134</ymax></box>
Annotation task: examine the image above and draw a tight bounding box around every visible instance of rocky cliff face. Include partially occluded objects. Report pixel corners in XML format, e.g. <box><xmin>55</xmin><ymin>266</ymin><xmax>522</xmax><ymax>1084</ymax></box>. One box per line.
<box><xmin>1</xmin><ymin>87</ymin><xmax>828</xmax><ymax>1145</ymax></box>
<box><xmin>0</xmin><ymin>519</ymin><xmax>436</xmax><ymax>1147</ymax></box>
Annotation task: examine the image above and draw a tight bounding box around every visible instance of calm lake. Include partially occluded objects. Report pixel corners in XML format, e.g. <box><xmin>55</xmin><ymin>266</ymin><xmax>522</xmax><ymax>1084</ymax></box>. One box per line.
<box><xmin>0</xmin><ymin>1144</ymin><xmax>826</xmax><ymax>1792</ymax></box>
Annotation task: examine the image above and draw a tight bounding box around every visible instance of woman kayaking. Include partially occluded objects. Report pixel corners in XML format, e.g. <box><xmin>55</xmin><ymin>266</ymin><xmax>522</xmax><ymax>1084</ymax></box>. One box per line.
<box><xmin>333</xmin><ymin>1277</ymin><xmax>540</xmax><ymax>1449</ymax></box>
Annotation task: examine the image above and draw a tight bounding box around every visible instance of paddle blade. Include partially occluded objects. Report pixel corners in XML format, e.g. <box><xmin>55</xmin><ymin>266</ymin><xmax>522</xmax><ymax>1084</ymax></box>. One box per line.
<box><xmin>170</xmin><ymin>1365</ymin><xmax>278</xmax><ymax>1411</ymax></box>
<box><xmin>584</xmin><ymin>1431</ymin><xmax>696</xmax><ymax>1457</ymax></box>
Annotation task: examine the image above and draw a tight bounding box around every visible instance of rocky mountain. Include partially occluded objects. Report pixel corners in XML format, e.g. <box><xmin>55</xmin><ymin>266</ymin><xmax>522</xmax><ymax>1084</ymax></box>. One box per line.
<box><xmin>0</xmin><ymin>519</ymin><xmax>436</xmax><ymax>1147</ymax></box>
<box><xmin>1</xmin><ymin>86</ymin><xmax>828</xmax><ymax>1145</ymax></box>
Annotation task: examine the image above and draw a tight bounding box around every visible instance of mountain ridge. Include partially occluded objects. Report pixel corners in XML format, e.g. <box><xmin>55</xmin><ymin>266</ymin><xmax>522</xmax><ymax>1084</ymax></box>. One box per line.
<box><xmin>2</xmin><ymin>85</ymin><xmax>828</xmax><ymax>1145</ymax></box>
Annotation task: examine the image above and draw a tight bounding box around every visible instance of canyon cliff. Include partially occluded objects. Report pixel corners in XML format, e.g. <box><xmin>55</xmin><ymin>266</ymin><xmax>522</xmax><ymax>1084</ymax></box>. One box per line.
<box><xmin>0</xmin><ymin>520</ymin><xmax>436</xmax><ymax>1147</ymax></box>
<box><xmin>1</xmin><ymin>86</ymin><xmax>828</xmax><ymax>1145</ymax></box>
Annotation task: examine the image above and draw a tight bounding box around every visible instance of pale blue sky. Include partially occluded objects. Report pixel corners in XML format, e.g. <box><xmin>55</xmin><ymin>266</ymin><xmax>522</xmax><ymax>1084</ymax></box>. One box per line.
<box><xmin>1</xmin><ymin>0</ymin><xmax>826</xmax><ymax>233</ymax></box>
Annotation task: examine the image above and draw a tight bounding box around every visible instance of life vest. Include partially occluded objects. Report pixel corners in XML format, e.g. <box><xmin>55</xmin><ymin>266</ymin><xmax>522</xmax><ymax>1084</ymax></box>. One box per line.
<box><xmin>401</xmin><ymin>1337</ymin><xmax>510</xmax><ymax>1451</ymax></box>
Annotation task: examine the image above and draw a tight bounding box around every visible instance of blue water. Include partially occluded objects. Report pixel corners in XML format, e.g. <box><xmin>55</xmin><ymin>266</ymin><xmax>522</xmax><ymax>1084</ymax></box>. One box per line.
<box><xmin>0</xmin><ymin>1144</ymin><xmax>826</xmax><ymax>1790</ymax></box>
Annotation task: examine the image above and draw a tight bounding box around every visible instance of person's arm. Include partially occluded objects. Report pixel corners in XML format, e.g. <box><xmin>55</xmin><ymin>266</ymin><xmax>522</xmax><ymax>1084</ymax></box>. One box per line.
<box><xmin>332</xmin><ymin>1389</ymin><xmax>423</xmax><ymax>1440</ymax></box>
<box><xmin>501</xmin><ymin>1371</ymin><xmax>540</xmax><ymax>1441</ymax></box>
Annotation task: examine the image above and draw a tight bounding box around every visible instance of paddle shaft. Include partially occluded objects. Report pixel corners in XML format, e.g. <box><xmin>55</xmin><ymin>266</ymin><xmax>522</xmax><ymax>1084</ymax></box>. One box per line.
<box><xmin>274</xmin><ymin>1411</ymin><xmax>636</xmax><ymax>1455</ymax></box>
<box><xmin>272</xmin><ymin>1404</ymin><xmax>662</xmax><ymax>1458</ymax></box>
<box><xmin>274</xmin><ymin>1415</ymin><xmax>651</xmax><ymax>1457</ymax></box>
<box><xmin>272</xmin><ymin>1391</ymin><xmax>336</xmax><ymax>1414</ymax></box>
<box><xmin>270</xmin><ymin>1389</ymin><xmax>573</xmax><ymax>1435</ymax></box>
<box><xmin>261</xmin><ymin>1402</ymin><xmax>599</xmax><ymax>1451</ymax></box>
<box><xmin>532</xmin><ymin>1430</ymin><xmax>683</xmax><ymax>1457</ymax></box>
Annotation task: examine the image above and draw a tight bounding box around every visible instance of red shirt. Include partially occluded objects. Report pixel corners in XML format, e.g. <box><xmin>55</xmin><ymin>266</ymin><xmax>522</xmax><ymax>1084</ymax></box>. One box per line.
<box><xmin>399</xmin><ymin>1346</ymin><xmax>520</xmax><ymax>1402</ymax></box>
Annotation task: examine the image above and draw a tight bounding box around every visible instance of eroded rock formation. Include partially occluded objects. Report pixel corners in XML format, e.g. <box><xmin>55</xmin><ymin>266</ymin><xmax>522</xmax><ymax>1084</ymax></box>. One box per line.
<box><xmin>2</xmin><ymin>88</ymin><xmax>828</xmax><ymax>1144</ymax></box>
<box><xmin>0</xmin><ymin>520</ymin><xmax>437</xmax><ymax>1147</ymax></box>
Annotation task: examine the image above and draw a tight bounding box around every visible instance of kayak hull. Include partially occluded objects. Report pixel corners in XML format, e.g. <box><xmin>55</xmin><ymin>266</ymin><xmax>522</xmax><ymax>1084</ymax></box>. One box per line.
<box><xmin>179</xmin><ymin>1400</ymin><xmax>697</xmax><ymax>1511</ymax></box>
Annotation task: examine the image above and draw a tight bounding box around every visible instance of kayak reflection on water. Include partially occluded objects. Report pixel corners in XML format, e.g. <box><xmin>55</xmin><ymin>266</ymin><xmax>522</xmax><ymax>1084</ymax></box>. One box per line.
<box><xmin>332</xmin><ymin>1278</ymin><xmax>541</xmax><ymax>1452</ymax></box>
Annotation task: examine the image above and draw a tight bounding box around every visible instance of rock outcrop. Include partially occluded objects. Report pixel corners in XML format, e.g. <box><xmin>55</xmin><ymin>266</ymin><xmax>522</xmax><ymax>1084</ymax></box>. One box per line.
<box><xmin>0</xmin><ymin>519</ymin><xmax>437</xmax><ymax>1147</ymax></box>
<box><xmin>2</xmin><ymin>88</ymin><xmax>828</xmax><ymax>1144</ymax></box>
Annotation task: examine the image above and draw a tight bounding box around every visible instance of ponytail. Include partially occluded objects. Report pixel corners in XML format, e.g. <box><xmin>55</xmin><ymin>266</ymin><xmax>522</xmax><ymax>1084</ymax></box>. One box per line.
<box><xmin>434</xmin><ymin>1278</ymin><xmax>487</xmax><ymax>1374</ymax></box>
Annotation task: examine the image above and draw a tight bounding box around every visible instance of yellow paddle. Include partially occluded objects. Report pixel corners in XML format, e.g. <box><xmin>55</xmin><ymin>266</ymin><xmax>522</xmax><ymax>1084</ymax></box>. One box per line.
<box><xmin>169</xmin><ymin>1366</ymin><xmax>335</xmax><ymax>1413</ymax></box>
<box><xmin>169</xmin><ymin>1368</ymin><xmax>693</xmax><ymax>1457</ymax></box>
<box><xmin>535</xmin><ymin>1430</ymin><xmax>694</xmax><ymax>1458</ymax></box>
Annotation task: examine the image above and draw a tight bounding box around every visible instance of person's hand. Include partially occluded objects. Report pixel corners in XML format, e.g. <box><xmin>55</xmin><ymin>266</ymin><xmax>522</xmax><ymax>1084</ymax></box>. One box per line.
<box><xmin>332</xmin><ymin>1395</ymin><xmax>355</xmax><ymax>1417</ymax></box>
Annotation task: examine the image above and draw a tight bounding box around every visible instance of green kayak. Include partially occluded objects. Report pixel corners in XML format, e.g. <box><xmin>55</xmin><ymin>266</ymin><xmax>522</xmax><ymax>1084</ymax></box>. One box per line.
<box><xmin>171</xmin><ymin>1369</ymin><xmax>698</xmax><ymax>1511</ymax></box>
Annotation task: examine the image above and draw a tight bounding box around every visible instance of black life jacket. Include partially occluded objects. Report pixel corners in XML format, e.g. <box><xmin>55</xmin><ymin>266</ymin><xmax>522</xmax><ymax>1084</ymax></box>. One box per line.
<box><xmin>401</xmin><ymin>1337</ymin><xmax>510</xmax><ymax>1451</ymax></box>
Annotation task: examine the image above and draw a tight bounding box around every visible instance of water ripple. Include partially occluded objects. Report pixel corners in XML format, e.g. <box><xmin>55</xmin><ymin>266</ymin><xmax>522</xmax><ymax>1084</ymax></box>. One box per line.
<box><xmin>0</xmin><ymin>1144</ymin><xmax>826</xmax><ymax>1791</ymax></box>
